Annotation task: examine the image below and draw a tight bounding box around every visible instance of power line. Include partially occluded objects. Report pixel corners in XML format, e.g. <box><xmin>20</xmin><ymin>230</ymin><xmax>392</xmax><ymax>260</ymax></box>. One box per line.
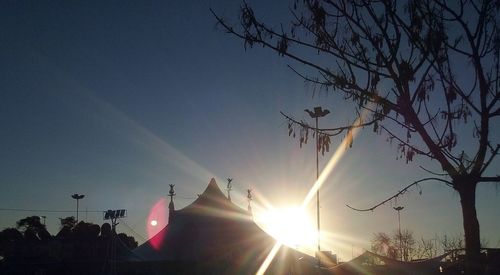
<box><xmin>0</xmin><ymin>207</ymin><xmax>103</xmax><ymax>213</ymax></box>
<box><xmin>118</xmin><ymin>218</ymin><xmax>146</xmax><ymax>242</ymax></box>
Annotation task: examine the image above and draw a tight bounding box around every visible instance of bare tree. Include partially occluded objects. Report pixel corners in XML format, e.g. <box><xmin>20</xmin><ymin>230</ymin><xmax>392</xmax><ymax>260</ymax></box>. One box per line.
<box><xmin>397</xmin><ymin>229</ymin><xmax>417</xmax><ymax>261</ymax></box>
<box><xmin>414</xmin><ymin>237</ymin><xmax>438</xmax><ymax>259</ymax></box>
<box><xmin>372</xmin><ymin>229</ymin><xmax>417</xmax><ymax>261</ymax></box>
<box><xmin>440</xmin><ymin>233</ymin><xmax>465</xmax><ymax>262</ymax></box>
<box><xmin>213</xmin><ymin>0</ymin><xmax>499</xmax><ymax>273</ymax></box>
<box><xmin>372</xmin><ymin>232</ymin><xmax>398</xmax><ymax>259</ymax></box>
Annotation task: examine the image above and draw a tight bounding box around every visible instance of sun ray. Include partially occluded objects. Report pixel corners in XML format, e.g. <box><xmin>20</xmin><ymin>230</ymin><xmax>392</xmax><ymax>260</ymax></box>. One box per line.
<box><xmin>300</xmin><ymin>113</ymin><xmax>367</xmax><ymax>208</ymax></box>
<box><xmin>256</xmin><ymin>241</ymin><xmax>282</xmax><ymax>275</ymax></box>
<box><xmin>256</xmin><ymin>107</ymin><xmax>373</xmax><ymax>274</ymax></box>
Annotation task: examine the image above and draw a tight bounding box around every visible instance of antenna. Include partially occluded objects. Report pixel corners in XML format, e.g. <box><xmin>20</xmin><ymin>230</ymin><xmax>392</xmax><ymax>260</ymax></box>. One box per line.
<box><xmin>226</xmin><ymin>178</ymin><xmax>233</xmax><ymax>201</ymax></box>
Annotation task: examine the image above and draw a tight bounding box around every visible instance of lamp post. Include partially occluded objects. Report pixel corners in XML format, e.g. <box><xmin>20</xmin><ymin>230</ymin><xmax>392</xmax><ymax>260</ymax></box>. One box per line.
<box><xmin>393</xmin><ymin>205</ymin><xmax>404</xmax><ymax>260</ymax></box>
<box><xmin>71</xmin><ymin>193</ymin><xmax>85</xmax><ymax>222</ymax></box>
<box><xmin>305</xmin><ymin>106</ymin><xmax>330</xmax><ymax>253</ymax></box>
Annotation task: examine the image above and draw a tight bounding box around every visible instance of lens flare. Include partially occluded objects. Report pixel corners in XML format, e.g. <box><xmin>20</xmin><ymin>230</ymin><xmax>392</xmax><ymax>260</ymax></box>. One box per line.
<box><xmin>256</xmin><ymin>107</ymin><xmax>370</xmax><ymax>274</ymax></box>
<box><xmin>146</xmin><ymin>198</ymin><xmax>167</xmax><ymax>250</ymax></box>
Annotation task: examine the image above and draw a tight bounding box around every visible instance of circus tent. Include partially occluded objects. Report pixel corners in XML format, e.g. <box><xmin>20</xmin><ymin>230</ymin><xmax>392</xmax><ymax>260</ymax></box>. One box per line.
<box><xmin>131</xmin><ymin>178</ymin><xmax>318</xmax><ymax>274</ymax></box>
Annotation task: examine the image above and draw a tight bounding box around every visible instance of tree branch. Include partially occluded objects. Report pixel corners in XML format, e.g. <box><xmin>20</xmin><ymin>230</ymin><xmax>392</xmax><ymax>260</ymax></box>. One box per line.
<box><xmin>280</xmin><ymin>111</ymin><xmax>377</xmax><ymax>137</ymax></box>
<box><xmin>346</xmin><ymin>177</ymin><xmax>453</xmax><ymax>212</ymax></box>
<box><xmin>480</xmin><ymin>144</ymin><xmax>500</xmax><ymax>174</ymax></box>
<box><xmin>479</xmin><ymin>176</ymin><xmax>500</xmax><ymax>183</ymax></box>
<box><xmin>489</xmin><ymin>107</ymin><xmax>500</xmax><ymax>117</ymax></box>
<box><xmin>419</xmin><ymin>165</ymin><xmax>448</xmax><ymax>176</ymax></box>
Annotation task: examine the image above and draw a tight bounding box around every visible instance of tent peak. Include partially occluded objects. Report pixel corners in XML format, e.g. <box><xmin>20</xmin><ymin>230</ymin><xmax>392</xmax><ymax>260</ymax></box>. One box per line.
<box><xmin>208</xmin><ymin>178</ymin><xmax>218</xmax><ymax>188</ymax></box>
<box><xmin>199</xmin><ymin>178</ymin><xmax>226</xmax><ymax>200</ymax></box>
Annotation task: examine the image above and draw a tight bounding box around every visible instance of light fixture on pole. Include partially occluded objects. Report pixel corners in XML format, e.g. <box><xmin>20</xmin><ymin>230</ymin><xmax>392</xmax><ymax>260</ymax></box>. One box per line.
<box><xmin>71</xmin><ymin>193</ymin><xmax>85</xmax><ymax>222</ymax></box>
<box><xmin>103</xmin><ymin>209</ymin><xmax>127</xmax><ymax>275</ymax></box>
<box><xmin>305</xmin><ymin>106</ymin><xmax>330</xmax><ymax>253</ymax></box>
<box><xmin>393</xmin><ymin>205</ymin><xmax>405</xmax><ymax>260</ymax></box>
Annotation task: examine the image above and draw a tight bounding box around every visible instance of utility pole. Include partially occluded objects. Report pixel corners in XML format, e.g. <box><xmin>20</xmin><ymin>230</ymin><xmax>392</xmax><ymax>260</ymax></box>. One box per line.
<box><xmin>305</xmin><ymin>106</ymin><xmax>330</xmax><ymax>253</ymax></box>
<box><xmin>71</xmin><ymin>193</ymin><xmax>85</xmax><ymax>222</ymax></box>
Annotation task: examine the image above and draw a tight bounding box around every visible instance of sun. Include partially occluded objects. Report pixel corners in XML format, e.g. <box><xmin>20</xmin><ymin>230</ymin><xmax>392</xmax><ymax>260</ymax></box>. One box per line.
<box><xmin>150</xmin><ymin>220</ymin><xmax>158</xmax><ymax>226</ymax></box>
<box><xmin>256</xmin><ymin>206</ymin><xmax>316</xmax><ymax>248</ymax></box>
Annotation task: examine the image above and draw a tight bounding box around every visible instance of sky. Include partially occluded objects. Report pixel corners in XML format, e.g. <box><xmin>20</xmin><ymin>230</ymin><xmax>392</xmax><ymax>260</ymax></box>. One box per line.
<box><xmin>1</xmin><ymin>0</ymin><xmax>499</xmax><ymax>261</ymax></box>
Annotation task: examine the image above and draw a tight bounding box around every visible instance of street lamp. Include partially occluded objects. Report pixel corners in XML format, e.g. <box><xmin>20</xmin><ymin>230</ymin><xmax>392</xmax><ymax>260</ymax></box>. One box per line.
<box><xmin>305</xmin><ymin>106</ymin><xmax>330</xmax><ymax>253</ymax></box>
<box><xmin>393</xmin><ymin>205</ymin><xmax>405</xmax><ymax>260</ymax></box>
<box><xmin>71</xmin><ymin>193</ymin><xmax>85</xmax><ymax>222</ymax></box>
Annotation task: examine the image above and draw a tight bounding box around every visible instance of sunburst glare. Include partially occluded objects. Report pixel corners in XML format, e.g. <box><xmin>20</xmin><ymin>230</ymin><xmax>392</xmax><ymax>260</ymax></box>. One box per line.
<box><xmin>256</xmin><ymin>206</ymin><xmax>316</xmax><ymax>249</ymax></box>
<box><xmin>255</xmin><ymin>106</ymin><xmax>372</xmax><ymax>274</ymax></box>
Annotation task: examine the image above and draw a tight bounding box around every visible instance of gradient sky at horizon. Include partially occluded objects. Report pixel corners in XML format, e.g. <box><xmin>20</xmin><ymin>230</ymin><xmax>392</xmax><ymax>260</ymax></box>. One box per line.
<box><xmin>1</xmin><ymin>0</ymin><xmax>499</xmax><ymax>260</ymax></box>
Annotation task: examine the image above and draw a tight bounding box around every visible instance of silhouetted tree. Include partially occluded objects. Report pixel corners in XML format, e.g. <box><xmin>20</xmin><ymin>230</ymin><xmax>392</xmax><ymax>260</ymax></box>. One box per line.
<box><xmin>16</xmin><ymin>216</ymin><xmax>44</xmax><ymax>232</ymax></box>
<box><xmin>372</xmin><ymin>232</ymin><xmax>398</xmax><ymax>259</ymax></box>
<box><xmin>59</xmin><ymin>216</ymin><xmax>77</xmax><ymax>229</ymax></box>
<box><xmin>414</xmin><ymin>237</ymin><xmax>438</xmax><ymax>259</ymax></box>
<box><xmin>372</xmin><ymin>229</ymin><xmax>416</xmax><ymax>261</ymax></box>
<box><xmin>72</xmin><ymin>221</ymin><xmax>101</xmax><ymax>241</ymax></box>
<box><xmin>396</xmin><ymin>229</ymin><xmax>417</xmax><ymax>261</ymax></box>
<box><xmin>117</xmin><ymin>233</ymin><xmax>138</xmax><ymax>250</ymax></box>
<box><xmin>214</xmin><ymin>1</ymin><xmax>499</xmax><ymax>273</ymax></box>
<box><xmin>0</xmin><ymin>228</ymin><xmax>23</xmax><ymax>243</ymax></box>
<box><xmin>0</xmin><ymin>228</ymin><xmax>23</xmax><ymax>258</ymax></box>
<box><xmin>440</xmin><ymin>233</ymin><xmax>465</xmax><ymax>252</ymax></box>
<box><xmin>16</xmin><ymin>216</ymin><xmax>51</xmax><ymax>241</ymax></box>
<box><xmin>56</xmin><ymin>216</ymin><xmax>79</xmax><ymax>239</ymax></box>
<box><xmin>1</xmin><ymin>219</ymin><xmax>137</xmax><ymax>274</ymax></box>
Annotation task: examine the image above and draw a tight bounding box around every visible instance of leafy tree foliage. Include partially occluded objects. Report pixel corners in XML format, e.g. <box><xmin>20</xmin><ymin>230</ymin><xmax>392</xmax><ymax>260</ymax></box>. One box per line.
<box><xmin>118</xmin><ymin>232</ymin><xmax>138</xmax><ymax>250</ymax></box>
<box><xmin>16</xmin><ymin>215</ymin><xmax>51</xmax><ymax>241</ymax></box>
<box><xmin>214</xmin><ymin>1</ymin><xmax>499</xmax><ymax>273</ymax></box>
<box><xmin>1</xmin><ymin>216</ymin><xmax>138</xmax><ymax>271</ymax></box>
<box><xmin>0</xmin><ymin>228</ymin><xmax>23</xmax><ymax>258</ymax></box>
<box><xmin>59</xmin><ymin>216</ymin><xmax>77</xmax><ymax>229</ymax></box>
<box><xmin>16</xmin><ymin>216</ymin><xmax>44</xmax><ymax>232</ymax></box>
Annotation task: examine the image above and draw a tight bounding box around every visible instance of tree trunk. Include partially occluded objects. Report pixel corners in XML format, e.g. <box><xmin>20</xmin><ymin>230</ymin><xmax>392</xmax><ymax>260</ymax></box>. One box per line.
<box><xmin>458</xmin><ymin>183</ymin><xmax>483</xmax><ymax>275</ymax></box>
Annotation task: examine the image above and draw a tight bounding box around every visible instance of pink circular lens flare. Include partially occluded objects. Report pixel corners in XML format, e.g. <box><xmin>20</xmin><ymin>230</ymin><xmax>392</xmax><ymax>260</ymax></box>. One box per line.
<box><xmin>146</xmin><ymin>198</ymin><xmax>167</xmax><ymax>250</ymax></box>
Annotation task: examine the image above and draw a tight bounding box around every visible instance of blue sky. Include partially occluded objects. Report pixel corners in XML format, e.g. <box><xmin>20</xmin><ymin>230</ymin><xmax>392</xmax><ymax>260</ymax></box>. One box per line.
<box><xmin>1</xmin><ymin>0</ymin><xmax>499</xmax><ymax>260</ymax></box>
